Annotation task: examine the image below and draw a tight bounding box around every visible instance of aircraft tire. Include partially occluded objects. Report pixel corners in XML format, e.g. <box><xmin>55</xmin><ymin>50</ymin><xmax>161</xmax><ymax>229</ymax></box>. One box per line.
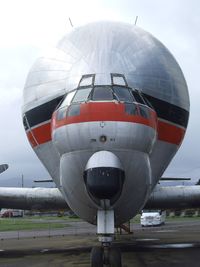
<box><xmin>91</xmin><ymin>246</ymin><xmax>104</xmax><ymax>267</ymax></box>
<box><xmin>109</xmin><ymin>247</ymin><xmax>122</xmax><ymax>267</ymax></box>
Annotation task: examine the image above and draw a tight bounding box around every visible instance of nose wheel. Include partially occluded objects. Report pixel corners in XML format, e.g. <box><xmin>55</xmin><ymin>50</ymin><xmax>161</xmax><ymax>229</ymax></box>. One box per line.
<box><xmin>91</xmin><ymin>246</ymin><xmax>104</xmax><ymax>267</ymax></box>
<box><xmin>91</xmin><ymin>246</ymin><xmax>122</xmax><ymax>267</ymax></box>
<box><xmin>108</xmin><ymin>247</ymin><xmax>122</xmax><ymax>267</ymax></box>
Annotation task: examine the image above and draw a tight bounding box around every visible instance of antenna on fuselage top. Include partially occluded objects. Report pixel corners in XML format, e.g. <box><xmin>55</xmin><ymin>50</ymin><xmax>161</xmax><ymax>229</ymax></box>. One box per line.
<box><xmin>69</xmin><ymin>17</ymin><xmax>73</xmax><ymax>27</ymax></box>
<box><xmin>134</xmin><ymin>16</ymin><xmax>138</xmax><ymax>25</ymax></box>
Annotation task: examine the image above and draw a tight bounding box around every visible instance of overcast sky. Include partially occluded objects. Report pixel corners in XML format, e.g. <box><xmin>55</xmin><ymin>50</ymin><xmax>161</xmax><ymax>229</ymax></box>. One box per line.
<box><xmin>0</xmin><ymin>0</ymin><xmax>200</xmax><ymax>187</ymax></box>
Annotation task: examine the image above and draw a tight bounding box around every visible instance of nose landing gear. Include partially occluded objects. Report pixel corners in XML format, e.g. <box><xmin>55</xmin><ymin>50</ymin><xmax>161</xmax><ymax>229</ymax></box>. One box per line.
<box><xmin>90</xmin><ymin>209</ymin><xmax>122</xmax><ymax>267</ymax></box>
<box><xmin>84</xmin><ymin>151</ymin><xmax>124</xmax><ymax>266</ymax></box>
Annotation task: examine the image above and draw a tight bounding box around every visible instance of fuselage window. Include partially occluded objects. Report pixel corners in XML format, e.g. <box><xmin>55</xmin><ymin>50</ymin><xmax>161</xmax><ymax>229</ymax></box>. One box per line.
<box><xmin>113</xmin><ymin>86</ymin><xmax>133</xmax><ymax>102</ymax></box>
<box><xmin>139</xmin><ymin>105</ymin><xmax>150</xmax><ymax>119</ymax></box>
<box><xmin>72</xmin><ymin>87</ymin><xmax>92</xmax><ymax>103</ymax></box>
<box><xmin>125</xmin><ymin>103</ymin><xmax>138</xmax><ymax>115</ymax></box>
<box><xmin>92</xmin><ymin>86</ymin><xmax>113</xmax><ymax>101</ymax></box>
<box><xmin>67</xmin><ymin>104</ymin><xmax>80</xmax><ymax>117</ymax></box>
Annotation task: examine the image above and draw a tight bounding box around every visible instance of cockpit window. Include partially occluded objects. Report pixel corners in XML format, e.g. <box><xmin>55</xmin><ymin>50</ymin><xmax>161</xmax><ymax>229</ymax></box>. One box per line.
<box><xmin>112</xmin><ymin>76</ymin><xmax>126</xmax><ymax>86</ymax></box>
<box><xmin>141</xmin><ymin>94</ymin><xmax>154</xmax><ymax>109</ymax></box>
<box><xmin>57</xmin><ymin>107</ymin><xmax>67</xmax><ymax>120</ymax></box>
<box><xmin>78</xmin><ymin>74</ymin><xmax>95</xmax><ymax>87</ymax></box>
<box><xmin>131</xmin><ymin>90</ymin><xmax>146</xmax><ymax>105</ymax></box>
<box><xmin>125</xmin><ymin>103</ymin><xmax>138</xmax><ymax>115</ymax></box>
<box><xmin>67</xmin><ymin>104</ymin><xmax>80</xmax><ymax>117</ymax></box>
<box><xmin>60</xmin><ymin>91</ymin><xmax>76</xmax><ymax>108</ymax></box>
<box><xmin>92</xmin><ymin>86</ymin><xmax>113</xmax><ymax>101</ymax></box>
<box><xmin>139</xmin><ymin>105</ymin><xmax>150</xmax><ymax>119</ymax></box>
<box><xmin>79</xmin><ymin>76</ymin><xmax>93</xmax><ymax>87</ymax></box>
<box><xmin>72</xmin><ymin>87</ymin><xmax>92</xmax><ymax>103</ymax></box>
<box><xmin>113</xmin><ymin>86</ymin><xmax>133</xmax><ymax>102</ymax></box>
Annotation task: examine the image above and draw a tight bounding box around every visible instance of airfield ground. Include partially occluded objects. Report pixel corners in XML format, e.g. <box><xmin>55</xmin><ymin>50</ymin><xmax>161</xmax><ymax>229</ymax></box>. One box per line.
<box><xmin>0</xmin><ymin>217</ymin><xmax>200</xmax><ymax>266</ymax></box>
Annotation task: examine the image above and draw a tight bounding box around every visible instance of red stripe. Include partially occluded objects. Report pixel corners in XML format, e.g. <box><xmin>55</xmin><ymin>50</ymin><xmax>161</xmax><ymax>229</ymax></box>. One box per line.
<box><xmin>52</xmin><ymin>102</ymin><xmax>157</xmax><ymax>130</ymax></box>
<box><xmin>26</xmin><ymin>119</ymin><xmax>185</xmax><ymax>148</ymax></box>
<box><xmin>27</xmin><ymin>123</ymin><xmax>51</xmax><ymax>147</ymax></box>
<box><xmin>157</xmin><ymin>120</ymin><xmax>185</xmax><ymax>145</ymax></box>
<box><xmin>25</xmin><ymin>103</ymin><xmax>185</xmax><ymax>147</ymax></box>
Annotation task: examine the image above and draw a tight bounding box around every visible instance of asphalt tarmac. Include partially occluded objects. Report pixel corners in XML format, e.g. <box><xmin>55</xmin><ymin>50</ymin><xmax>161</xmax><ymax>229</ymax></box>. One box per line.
<box><xmin>0</xmin><ymin>219</ymin><xmax>200</xmax><ymax>266</ymax></box>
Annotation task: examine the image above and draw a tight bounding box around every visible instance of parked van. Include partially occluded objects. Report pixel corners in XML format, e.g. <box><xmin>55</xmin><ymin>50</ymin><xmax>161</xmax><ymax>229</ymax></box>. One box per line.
<box><xmin>140</xmin><ymin>210</ymin><xmax>166</xmax><ymax>227</ymax></box>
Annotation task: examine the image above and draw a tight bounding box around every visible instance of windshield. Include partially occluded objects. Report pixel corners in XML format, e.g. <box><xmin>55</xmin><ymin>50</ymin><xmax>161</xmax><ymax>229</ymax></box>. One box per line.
<box><xmin>72</xmin><ymin>87</ymin><xmax>92</xmax><ymax>103</ymax></box>
<box><xmin>58</xmin><ymin>85</ymin><xmax>153</xmax><ymax>110</ymax></box>
<box><xmin>92</xmin><ymin>86</ymin><xmax>113</xmax><ymax>101</ymax></box>
<box><xmin>113</xmin><ymin>86</ymin><xmax>133</xmax><ymax>102</ymax></box>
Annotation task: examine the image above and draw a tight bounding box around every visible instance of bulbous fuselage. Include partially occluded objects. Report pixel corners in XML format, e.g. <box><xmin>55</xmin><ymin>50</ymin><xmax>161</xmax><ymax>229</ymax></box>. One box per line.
<box><xmin>22</xmin><ymin>21</ymin><xmax>189</xmax><ymax>225</ymax></box>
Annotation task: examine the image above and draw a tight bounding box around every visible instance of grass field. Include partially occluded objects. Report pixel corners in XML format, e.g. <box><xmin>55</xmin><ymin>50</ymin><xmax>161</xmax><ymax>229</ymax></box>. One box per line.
<box><xmin>0</xmin><ymin>214</ymin><xmax>199</xmax><ymax>232</ymax></box>
<box><xmin>0</xmin><ymin>217</ymin><xmax>69</xmax><ymax>231</ymax></box>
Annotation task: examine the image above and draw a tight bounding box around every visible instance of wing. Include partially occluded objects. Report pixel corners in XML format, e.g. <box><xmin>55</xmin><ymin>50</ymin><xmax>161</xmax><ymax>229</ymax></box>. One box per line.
<box><xmin>1</xmin><ymin>184</ymin><xmax>200</xmax><ymax>211</ymax></box>
<box><xmin>145</xmin><ymin>185</ymin><xmax>200</xmax><ymax>209</ymax></box>
<box><xmin>0</xmin><ymin>187</ymin><xmax>68</xmax><ymax>210</ymax></box>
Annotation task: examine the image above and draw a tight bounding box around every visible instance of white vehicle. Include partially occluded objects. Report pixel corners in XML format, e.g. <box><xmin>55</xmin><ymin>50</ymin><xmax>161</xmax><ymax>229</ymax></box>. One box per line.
<box><xmin>141</xmin><ymin>210</ymin><xmax>166</xmax><ymax>227</ymax></box>
<box><xmin>12</xmin><ymin>209</ymin><xmax>24</xmax><ymax>217</ymax></box>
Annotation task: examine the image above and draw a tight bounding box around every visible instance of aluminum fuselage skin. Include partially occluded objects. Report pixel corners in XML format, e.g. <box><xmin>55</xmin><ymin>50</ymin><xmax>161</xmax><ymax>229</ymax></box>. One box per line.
<box><xmin>22</xmin><ymin>22</ymin><xmax>189</xmax><ymax>225</ymax></box>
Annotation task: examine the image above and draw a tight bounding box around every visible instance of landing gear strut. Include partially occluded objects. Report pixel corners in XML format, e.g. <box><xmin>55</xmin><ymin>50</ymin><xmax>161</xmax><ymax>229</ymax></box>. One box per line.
<box><xmin>90</xmin><ymin>209</ymin><xmax>122</xmax><ymax>267</ymax></box>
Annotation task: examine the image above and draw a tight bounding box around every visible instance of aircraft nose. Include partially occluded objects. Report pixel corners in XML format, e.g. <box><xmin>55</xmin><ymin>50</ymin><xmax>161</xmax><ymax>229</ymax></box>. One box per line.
<box><xmin>83</xmin><ymin>151</ymin><xmax>125</xmax><ymax>205</ymax></box>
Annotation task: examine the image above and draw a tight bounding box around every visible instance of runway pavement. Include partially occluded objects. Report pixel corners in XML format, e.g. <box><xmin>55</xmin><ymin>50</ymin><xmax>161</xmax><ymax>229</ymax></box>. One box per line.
<box><xmin>0</xmin><ymin>218</ymin><xmax>200</xmax><ymax>266</ymax></box>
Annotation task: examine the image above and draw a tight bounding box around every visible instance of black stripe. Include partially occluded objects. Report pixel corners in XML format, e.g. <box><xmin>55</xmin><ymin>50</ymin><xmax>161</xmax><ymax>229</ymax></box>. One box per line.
<box><xmin>24</xmin><ymin>96</ymin><xmax>64</xmax><ymax>128</ymax></box>
<box><xmin>23</xmin><ymin>94</ymin><xmax>189</xmax><ymax>129</ymax></box>
<box><xmin>143</xmin><ymin>94</ymin><xmax>189</xmax><ymax>128</ymax></box>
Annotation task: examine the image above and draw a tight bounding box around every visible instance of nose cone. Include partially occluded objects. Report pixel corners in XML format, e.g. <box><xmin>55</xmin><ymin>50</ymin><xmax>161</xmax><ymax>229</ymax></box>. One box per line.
<box><xmin>84</xmin><ymin>151</ymin><xmax>125</xmax><ymax>204</ymax></box>
<box><xmin>85</xmin><ymin>151</ymin><xmax>124</xmax><ymax>170</ymax></box>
